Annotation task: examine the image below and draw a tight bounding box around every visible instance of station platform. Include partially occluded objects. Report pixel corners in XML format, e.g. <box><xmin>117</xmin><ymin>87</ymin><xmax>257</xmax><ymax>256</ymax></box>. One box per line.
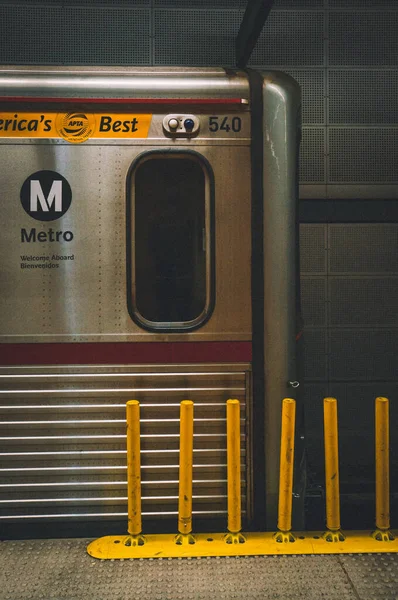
<box><xmin>1</xmin><ymin>537</ymin><xmax>398</xmax><ymax>600</ymax></box>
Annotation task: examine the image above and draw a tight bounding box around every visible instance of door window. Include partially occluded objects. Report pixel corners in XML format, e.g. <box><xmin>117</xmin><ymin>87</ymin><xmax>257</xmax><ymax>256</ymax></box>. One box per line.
<box><xmin>128</xmin><ymin>152</ymin><xmax>214</xmax><ymax>331</ymax></box>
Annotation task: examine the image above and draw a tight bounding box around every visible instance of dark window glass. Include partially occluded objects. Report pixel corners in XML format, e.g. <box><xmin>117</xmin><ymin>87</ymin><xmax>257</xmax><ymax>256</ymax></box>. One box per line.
<box><xmin>130</xmin><ymin>153</ymin><xmax>212</xmax><ymax>330</ymax></box>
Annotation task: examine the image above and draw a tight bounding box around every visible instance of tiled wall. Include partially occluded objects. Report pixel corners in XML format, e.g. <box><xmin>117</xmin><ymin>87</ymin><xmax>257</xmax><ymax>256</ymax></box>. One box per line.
<box><xmin>300</xmin><ymin>223</ymin><xmax>398</xmax><ymax>484</ymax></box>
<box><xmin>1</xmin><ymin>0</ymin><xmax>397</xmax><ymax>200</ymax></box>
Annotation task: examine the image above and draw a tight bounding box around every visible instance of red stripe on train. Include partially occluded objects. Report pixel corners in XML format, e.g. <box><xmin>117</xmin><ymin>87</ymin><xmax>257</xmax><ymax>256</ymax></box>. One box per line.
<box><xmin>0</xmin><ymin>342</ymin><xmax>252</xmax><ymax>366</ymax></box>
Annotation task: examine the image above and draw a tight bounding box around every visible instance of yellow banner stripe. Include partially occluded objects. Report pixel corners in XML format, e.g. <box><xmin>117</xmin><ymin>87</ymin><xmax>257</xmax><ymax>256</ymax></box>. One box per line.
<box><xmin>0</xmin><ymin>112</ymin><xmax>152</xmax><ymax>142</ymax></box>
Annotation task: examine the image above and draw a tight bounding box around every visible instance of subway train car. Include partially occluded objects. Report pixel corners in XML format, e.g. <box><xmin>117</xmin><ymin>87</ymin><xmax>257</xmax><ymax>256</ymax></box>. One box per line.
<box><xmin>0</xmin><ymin>67</ymin><xmax>303</xmax><ymax>535</ymax></box>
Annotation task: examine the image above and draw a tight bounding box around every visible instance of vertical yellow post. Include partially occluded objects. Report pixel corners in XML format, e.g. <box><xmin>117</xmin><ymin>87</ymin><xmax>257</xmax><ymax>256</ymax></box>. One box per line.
<box><xmin>274</xmin><ymin>398</ymin><xmax>296</xmax><ymax>543</ymax></box>
<box><xmin>224</xmin><ymin>399</ymin><xmax>245</xmax><ymax>544</ymax></box>
<box><xmin>227</xmin><ymin>399</ymin><xmax>241</xmax><ymax>533</ymax></box>
<box><xmin>126</xmin><ymin>400</ymin><xmax>145</xmax><ymax>546</ymax></box>
<box><xmin>176</xmin><ymin>400</ymin><xmax>195</xmax><ymax>545</ymax></box>
<box><xmin>373</xmin><ymin>397</ymin><xmax>394</xmax><ymax>541</ymax></box>
<box><xmin>323</xmin><ymin>397</ymin><xmax>344</xmax><ymax>542</ymax></box>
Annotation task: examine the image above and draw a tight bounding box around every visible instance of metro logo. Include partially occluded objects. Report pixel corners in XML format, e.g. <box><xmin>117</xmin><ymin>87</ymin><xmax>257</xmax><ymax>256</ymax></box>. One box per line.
<box><xmin>30</xmin><ymin>180</ymin><xmax>62</xmax><ymax>212</ymax></box>
<box><xmin>20</xmin><ymin>171</ymin><xmax>72</xmax><ymax>222</ymax></box>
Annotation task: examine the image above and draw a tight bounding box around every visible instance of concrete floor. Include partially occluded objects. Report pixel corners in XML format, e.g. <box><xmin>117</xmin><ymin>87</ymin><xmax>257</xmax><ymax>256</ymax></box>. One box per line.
<box><xmin>1</xmin><ymin>538</ymin><xmax>398</xmax><ymax>600</ymax></box>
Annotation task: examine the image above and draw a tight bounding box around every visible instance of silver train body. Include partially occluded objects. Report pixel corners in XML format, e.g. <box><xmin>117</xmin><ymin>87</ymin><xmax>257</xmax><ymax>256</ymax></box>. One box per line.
<box><xmin>0</xmin><ymin>67</ymin><xmax>301</xmax><ymax>532</ymax></box>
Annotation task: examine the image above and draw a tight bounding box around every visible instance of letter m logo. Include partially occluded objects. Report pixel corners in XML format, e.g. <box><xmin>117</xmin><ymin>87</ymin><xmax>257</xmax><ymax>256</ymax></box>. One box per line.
<box><xmin>30</xmin><ymin>180</ymin><xmax>62</xmax><ymax>212</ymax></box>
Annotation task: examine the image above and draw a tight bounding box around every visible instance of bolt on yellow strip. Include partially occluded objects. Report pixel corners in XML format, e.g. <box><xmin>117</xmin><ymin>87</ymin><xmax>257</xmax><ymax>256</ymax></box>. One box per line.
<box><xmin>87</xmin><ymin>530</ymin><xmax>398</xmax><ymax>560</ymax></box>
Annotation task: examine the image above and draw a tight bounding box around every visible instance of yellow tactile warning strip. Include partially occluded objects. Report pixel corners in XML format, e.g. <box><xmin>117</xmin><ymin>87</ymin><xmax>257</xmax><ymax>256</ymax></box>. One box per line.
<box><xmin>87</xmin><ymin>530</ymin><xmax>398</xmax><ymax>560</ymax></box>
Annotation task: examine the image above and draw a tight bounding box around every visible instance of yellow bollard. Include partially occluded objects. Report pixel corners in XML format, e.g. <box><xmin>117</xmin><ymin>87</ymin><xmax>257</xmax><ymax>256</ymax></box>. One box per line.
<box><xmin>274</xmin><ymin>398</ymin><xmax>296</xmax><ymax>543</ymax></box>
<box><xmin>373</xmin><ymin>397</ymin><xmax>394</xmax><ymax>541</ymax></box>
<box><xmin>323</xmin><ymin>397</ymin><xmax>344</xmax><ymax>542</ymax></box>
<box><xmin>126</xmin><ymin>400</ymin><xmax>145</xmax><ymax>546</ymax></box>
<box><xmin>176</xmin><ymin>400</ymin><xmax>195</xmax><ymax>545</ymax></box>
<box><xmin>225</xmin><ymin>399</ymin><xmax>246</xmax><ymax>544</ymax></box>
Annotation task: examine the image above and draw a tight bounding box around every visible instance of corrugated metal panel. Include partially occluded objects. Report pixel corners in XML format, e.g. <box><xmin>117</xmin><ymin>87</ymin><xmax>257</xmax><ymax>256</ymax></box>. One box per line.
<box><xmin>329</xmin><ymin>11</ymin><xmax>398</xmax><ymax>67</ymax></box>
<box><xmin>303</xmin><ymin>330</ymin><xmax>328</xmax><ymax>381</ymax></box>
<box><xmin>330</xmin><ymin>0</ymin><xmax>398</xmax><ymax>6</ymax></box>
<box><xmin>330</xmin><ymin>330</ymin><xmax>397</xmax><ymax>381</ymax></box>
<box><xmin>153</xmin><ymin>9</ymin><xmax>242</xmax><ymax>66</ymax></box>
<box><xmin>154</xmin><ymin>0</ymin><xmax>245</xmax><ymax>6</ymax></box>
<box><xmin>300</xmin><ymin>224</ymin><xmax>327</xmax><ymax>275</ymax></box>
<box><xmin>249</xmin><ymin>10</ymin><xmax>324</xmax><ymax>67</ymax></box>
<box><xmin>301</xmin><ymin>278</ymin><xmax>327</xmax><ymax>327</ymax></box>
<box><xmin>300</xmin><ymin>128</ymin><xmax>326</xmax><ymax>183</ymax></box>
<box><xmin>328</xmin><ymin>128</ymin><xmax>398</xmax><ymax>184</ymax></box>
<box><xmin>329</xmin><ymin>277</ymin><xmax>398</xmax><ymax>327</ymax></box>
<box><xmin>329</xmin><ymin>70</ymin><xmax>398</xmax><ymax>125</ymax></box>
<box><xmin>274</xmin><ymin>0</ymin><xmax>324</xmax><ymax>7</ymax></box>
<box><xmin>328</xmin><ymin>224</ymin><xmax>398</xmax><ymax>274</ymax></box>
<box><xmin>0</xmin><ymin>5</ymin><xmax>151</xmax><ymax>65</ymax></box>
<box><xmin>0</xmin><ymin>365</ymin><xmax>250</xmax><ymax>522</ymax></box>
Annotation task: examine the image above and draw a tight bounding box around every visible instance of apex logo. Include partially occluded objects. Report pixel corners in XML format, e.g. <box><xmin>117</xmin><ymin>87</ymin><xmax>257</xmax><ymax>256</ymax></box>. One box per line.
<box><xmin>20</xmin><ymin>170</ymin><xmax>72</xmax><ymax>222</ymax></box>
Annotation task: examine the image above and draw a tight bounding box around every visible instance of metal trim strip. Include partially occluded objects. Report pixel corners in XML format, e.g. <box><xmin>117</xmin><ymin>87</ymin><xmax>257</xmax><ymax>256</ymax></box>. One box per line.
<box><xmin>0</xmin><ymin>97</ymin><xmax>246</xmax><ymax>105</ymax></box>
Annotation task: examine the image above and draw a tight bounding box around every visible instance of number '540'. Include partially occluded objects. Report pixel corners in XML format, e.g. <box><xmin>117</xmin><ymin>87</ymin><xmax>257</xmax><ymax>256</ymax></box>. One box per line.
<box><xmin>208</xmin><ymin>116</ymin><xmax>242</xmax><ymax>133</ymax></box>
